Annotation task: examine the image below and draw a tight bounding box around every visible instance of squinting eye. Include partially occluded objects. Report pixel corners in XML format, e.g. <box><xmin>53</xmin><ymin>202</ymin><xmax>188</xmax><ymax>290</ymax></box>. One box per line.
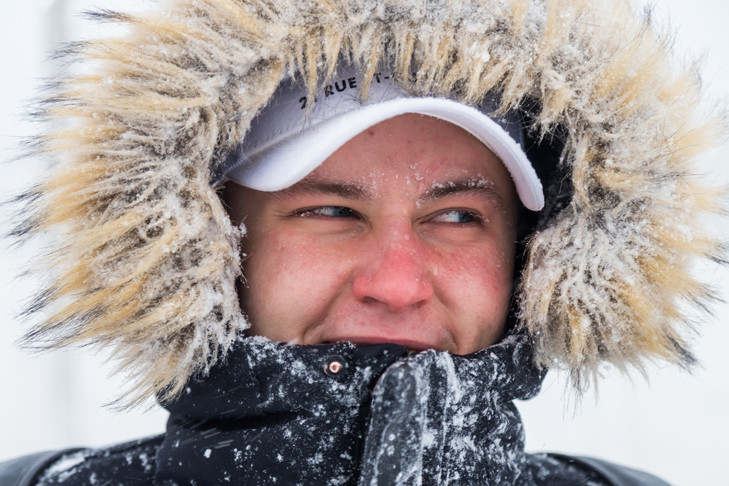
<box><xmin>297</xmin><ymin>206</ymin><xmax>357</xmax><ymax>218</ymax></box>
<box><xmin>430</xmin><ymin>210</ymin><xmax>481</xmax><ymax>224</ymax></box>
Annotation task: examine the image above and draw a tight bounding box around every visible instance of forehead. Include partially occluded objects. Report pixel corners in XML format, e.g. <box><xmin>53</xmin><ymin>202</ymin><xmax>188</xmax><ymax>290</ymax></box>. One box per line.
<box><xmin>299</xmin><ymin>114</ymin><xmax>516</xmax><ymax>202</ymax></box>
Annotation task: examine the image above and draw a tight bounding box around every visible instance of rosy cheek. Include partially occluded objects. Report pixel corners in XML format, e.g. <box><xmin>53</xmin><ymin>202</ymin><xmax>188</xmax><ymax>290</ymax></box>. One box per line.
<box><xmin>254</xmin><ymin>233</ymin><xmax>345</xmax><ymax>302</ymax></box>
<box><xmin>433</xmin><ymin>247</ymin><xmax>512</xmax><ymax>301</ymax></box>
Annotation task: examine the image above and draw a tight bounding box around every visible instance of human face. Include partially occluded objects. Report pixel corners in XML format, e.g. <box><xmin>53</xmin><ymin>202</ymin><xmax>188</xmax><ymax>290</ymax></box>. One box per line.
<box><xmin>224</xmin><ymin>113</ymin><xmax>518</xmax><ymax>354</ymax></box>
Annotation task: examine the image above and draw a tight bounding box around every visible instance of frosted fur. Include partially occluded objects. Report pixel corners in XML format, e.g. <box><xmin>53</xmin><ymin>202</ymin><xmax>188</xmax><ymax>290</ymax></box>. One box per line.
<box><xmin>16</xmin><ymin>0</ymin><xmax>724</xmax><ymax>406</ymax></box>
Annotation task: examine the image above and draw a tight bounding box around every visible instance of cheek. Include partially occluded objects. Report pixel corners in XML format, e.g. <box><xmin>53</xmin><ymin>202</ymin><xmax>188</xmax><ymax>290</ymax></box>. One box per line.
<box><xmin>243</xmin><ymin>235</ymin><xmax>310</xmax><ymax>307</ymax></box>
<box><xmin>439</xmin><ymin>240</ymin><xmax>513</xmax><ymax>280</ymax></box>
<box><xmin>241</xmin><ymin>231</ymin><xmax>351</xmax><ymax>337</ymax></box>
<box><xmin>434</xmin><ymin>243</ymin><xmax>515</xmax><ymax>316</ymax></box>
<box><xmin>432</xmin><ymin>243</ymin><xmax>514</xmax><ymax>353</ymax></box>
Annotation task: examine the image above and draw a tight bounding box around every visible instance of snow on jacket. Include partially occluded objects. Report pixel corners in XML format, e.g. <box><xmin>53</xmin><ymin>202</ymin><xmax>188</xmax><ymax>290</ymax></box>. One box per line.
<box><xmin>1</xmin><ymin>334</ymin><xmax>670</xmax><ymax>485</ymax></box>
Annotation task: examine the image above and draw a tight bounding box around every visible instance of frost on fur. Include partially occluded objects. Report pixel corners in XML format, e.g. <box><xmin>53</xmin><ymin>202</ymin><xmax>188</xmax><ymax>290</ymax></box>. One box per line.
<box><xmin>14</xmin><ymin>0</ymin><xmax>726</xmax><ymax>406</ymax></box>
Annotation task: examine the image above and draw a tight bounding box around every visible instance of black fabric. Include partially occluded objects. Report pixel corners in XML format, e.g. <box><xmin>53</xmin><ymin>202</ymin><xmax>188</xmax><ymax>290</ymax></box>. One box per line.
<box><xmin>0</xmin><ymin>449</ymin><xmax>84</xmax><ymax>486</ymax></box>
<box><xmin>358</xmin><ymin>336</ymin><xmax>542</xmax><ymax>485</ymax></box>
<box><xmin>24</xmin><ymin>335</ymin><xmax>667</xmax><ymax>485</ymax></box>
<box><xmin>548</xmin><ymin>454</ymin><xmax>673</xmax><ymax>486</ymax></box>
<box><xmin>525</xmin><ymin>453</ymin><xmax>613</xmax><ymax>485</ymax></box>
<box><xmin>154</xmin><ymin>334</ymin><xmax>547</xmax><ymax>485</ymax></box>
<box><xmin>157</xmin><ymin>338</ymin><xmax>410</xmax><ymax>485</ymax></box>
<box><xmin>34</xmin><ymin>436</ymin><xmax>163</xmax><ymax>485</ymax></box>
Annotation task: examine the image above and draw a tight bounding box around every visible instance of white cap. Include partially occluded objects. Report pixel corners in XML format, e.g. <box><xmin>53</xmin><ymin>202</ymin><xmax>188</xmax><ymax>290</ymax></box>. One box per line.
<box><xmin>220</xmin><ymin>64</ymin><xmax>544</xmax><ymax>211</ymax></box>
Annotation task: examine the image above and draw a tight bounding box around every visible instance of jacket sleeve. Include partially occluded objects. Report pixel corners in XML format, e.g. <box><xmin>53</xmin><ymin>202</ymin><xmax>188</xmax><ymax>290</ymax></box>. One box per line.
<box><xmin>0</xmin><ymin>449</ymin><xmax>84</xmax><ymax>486</ymax></box>
<box><xmin>547</xmin><ymin>453</ymin><xmax>673</xmax><ymax>486</ymax></box>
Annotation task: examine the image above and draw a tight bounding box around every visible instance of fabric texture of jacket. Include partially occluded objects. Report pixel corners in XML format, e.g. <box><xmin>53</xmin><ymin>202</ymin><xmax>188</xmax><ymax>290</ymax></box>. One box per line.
<box><xmin>6</xmin><ymin>0</ymin><xmax>725</xmax><ymax>484</ymax></box>
<box><xmin>1</xmin><ymin>335</ymin><xmax>670</xmax><ymax>485</ymax></box>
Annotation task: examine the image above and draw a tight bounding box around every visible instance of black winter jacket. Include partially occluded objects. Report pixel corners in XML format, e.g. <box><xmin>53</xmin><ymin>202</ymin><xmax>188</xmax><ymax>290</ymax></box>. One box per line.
<box><xmin>0</xmin><ymin>335</ymin><xmax>670</xmax><ymax>485</ymax></box>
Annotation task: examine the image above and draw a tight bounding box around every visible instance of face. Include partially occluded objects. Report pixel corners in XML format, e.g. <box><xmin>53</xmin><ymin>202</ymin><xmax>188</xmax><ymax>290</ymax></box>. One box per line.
<box><xmin>224</xmin><ymin>113</ymin><xmax>518</xmax><ymax>354</ymax></box>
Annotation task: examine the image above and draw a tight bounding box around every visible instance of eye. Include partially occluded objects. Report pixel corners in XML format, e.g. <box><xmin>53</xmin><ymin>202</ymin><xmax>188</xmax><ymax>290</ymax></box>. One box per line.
<box><xmin>429</xmin><ymin>209</ymin><xmax>483</xmax><ymax>224</ymax></box>
<box><xmin>296</xmin><ymin>206</ymin><xmax>359</xmax><ymax>219</ymax></box>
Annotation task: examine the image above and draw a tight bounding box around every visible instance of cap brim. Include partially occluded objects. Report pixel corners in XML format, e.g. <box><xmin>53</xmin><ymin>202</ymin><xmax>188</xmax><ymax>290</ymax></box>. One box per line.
<box><xmin>228</xmin><ymin>97</ymin><xmax>544</xmax><ymax>211</ymax></box>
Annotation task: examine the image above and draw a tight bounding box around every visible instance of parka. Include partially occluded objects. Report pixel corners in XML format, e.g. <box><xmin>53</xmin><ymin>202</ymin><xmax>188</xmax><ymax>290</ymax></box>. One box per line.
<box><xmin>2</xmin><ymin>335</ymin><xmax>671</xmax><ymax>485</ymax></box>
<box><xmin>0</xmin><ymin>0</ymin><xmax>724</xmax><ymax>484</ymax></box>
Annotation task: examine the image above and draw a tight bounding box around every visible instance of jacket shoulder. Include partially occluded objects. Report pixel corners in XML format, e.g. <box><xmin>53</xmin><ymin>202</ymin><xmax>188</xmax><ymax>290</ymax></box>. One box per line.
<box><xmin>0</xmin><ymin>435</ymin><xmax>164</xmax><ymax>486</ymax></box>
<box><xmin>0</xmin><ymin>449</ymin><xmax>84</xmax><ymax>486</ymax></box>
<box><xmin>526</xmin><ymin>453</ymin><xmax>671</xmax><ymax>486</ymax></box>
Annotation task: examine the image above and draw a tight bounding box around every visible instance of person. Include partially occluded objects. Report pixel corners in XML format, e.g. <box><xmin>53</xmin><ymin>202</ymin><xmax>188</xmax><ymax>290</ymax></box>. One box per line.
<box><xmin>0</xmin><ymin>0</ymin><xmax>723</xmax><ymax>484</ymax></box>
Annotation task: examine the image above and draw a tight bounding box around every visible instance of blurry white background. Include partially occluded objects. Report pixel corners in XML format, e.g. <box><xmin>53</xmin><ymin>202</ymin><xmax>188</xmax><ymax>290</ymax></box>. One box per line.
<box><xmin>0</xmin><ymin>1</ymin><xmax>726</xmax><ymax>485</ymax></box>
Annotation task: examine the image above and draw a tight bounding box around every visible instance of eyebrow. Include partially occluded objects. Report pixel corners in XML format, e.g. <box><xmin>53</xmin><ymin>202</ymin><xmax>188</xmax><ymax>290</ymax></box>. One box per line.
<box><xmin>273</xmin><ymin>175</ymin><xmax>507</xmax><ymax>208</ymax></box>
<box><xmin>274</xmin><ymin>178</ymin><xmax>374</xmax><ymax>201</ymax></box>
<box><xmin>419</xmin><ymin>177</ymin><xmax>507</xmax><ymax>208</ymax></box>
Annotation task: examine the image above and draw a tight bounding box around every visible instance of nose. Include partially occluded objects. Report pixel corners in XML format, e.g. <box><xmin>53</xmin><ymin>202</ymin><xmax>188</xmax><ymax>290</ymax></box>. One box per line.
<box><xmin>352</xmin><ymin>228</ymin><xmax>434</xmax><ymax>312</ymax></box>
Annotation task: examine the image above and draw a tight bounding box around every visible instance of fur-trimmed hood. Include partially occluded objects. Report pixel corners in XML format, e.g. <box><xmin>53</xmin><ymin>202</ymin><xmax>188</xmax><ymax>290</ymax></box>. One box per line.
<box><xmin>16</xmin><ymin>0</ymin><xmax>725</xmax><ymax>406</ymax></box>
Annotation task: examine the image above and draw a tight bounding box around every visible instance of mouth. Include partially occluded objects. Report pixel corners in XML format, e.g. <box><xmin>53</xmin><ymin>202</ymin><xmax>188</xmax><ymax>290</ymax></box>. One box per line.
<box><xmin>326</xmin><ymin>336</ymin><xmax>438</xmax><ymax>353</ymax></box>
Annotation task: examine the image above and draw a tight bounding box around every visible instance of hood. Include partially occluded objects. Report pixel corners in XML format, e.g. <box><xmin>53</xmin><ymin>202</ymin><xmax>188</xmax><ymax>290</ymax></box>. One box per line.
<box><xmin>15</xmin><ymin>0</ymin><xmax>725</xmax><ymax>406</ymax></box>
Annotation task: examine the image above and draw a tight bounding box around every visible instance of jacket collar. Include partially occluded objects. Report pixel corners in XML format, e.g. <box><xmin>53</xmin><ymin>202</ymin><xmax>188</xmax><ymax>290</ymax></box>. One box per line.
<box><xmin>162</xmin><ymin>337</ymin><xmax>410</xmax><ymax>421</ymax></box>
<box><xmin>157</xmin><ymin>334</ymin><xmax>544</xmax><ymax>484</ymax></box>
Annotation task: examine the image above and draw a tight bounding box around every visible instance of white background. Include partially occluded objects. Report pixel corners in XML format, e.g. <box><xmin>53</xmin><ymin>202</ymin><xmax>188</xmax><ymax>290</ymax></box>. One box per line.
<box><xmin>0</xmin><ymin>2</ymin><xmax>727</xmax><ymax>485</ymax></box>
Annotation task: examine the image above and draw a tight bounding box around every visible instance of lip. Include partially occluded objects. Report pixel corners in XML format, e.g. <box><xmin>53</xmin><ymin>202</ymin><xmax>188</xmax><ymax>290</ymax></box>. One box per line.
<box><xmin>326</xmin><ymin>336</ymin><xmax>442</xmax><ymax>352</ymax></box>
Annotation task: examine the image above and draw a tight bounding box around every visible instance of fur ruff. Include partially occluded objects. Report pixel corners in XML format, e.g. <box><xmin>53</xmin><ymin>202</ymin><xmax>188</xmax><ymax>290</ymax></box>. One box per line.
<box><xmin>16</xmin><ymin>0</ymin><xmax>725</xmax><ymax>406</ymax></box>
